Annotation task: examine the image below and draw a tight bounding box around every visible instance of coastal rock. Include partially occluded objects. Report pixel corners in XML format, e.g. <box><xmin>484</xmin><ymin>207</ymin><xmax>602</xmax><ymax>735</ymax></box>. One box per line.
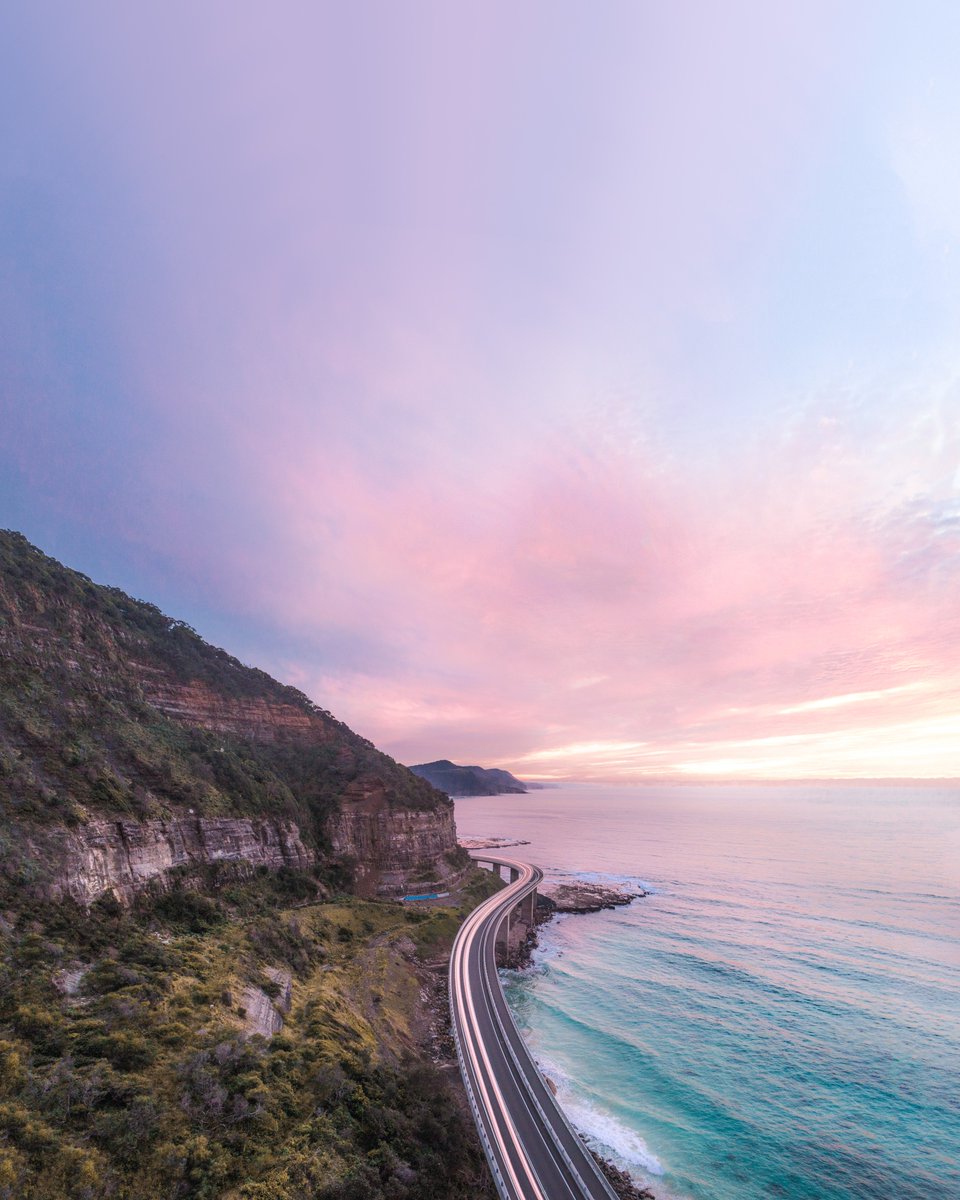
<box><xmin>583</xmin><ymin>1143</ymin><xmax>656</xmax><ymax>1200</ymax></box>
<box><xmin>458</xmin><ymin>837</ymin><xmax>531</xmax><ymax>850</ymax></box>
<box><xmin>538</xmin><ymin>879</ymin><xmax>646</xmax><ymax>914</ymax></box>
<box><xmin>496</xmin><ymin>876</ymin><xmax>647</xmax><ymax>969</ymax></box>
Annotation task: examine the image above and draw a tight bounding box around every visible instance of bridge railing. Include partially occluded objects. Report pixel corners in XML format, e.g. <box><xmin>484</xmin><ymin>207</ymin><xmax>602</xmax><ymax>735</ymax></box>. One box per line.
<box><xmin>449</xmin><ymin>1000</ymin><xmax>512</xmax><ymax>1200</ymax></box>
<box><xmin>474</xmin><ymin>862</ymin><xmax>619</xmax><ymax>1200</ymax></box>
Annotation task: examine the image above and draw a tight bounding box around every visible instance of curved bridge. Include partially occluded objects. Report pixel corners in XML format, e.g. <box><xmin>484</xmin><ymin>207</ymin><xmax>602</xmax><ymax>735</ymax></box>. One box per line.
<box><xmin>450</xmin><ymin>855</ymin><xmax>618</xmax><ymax>1200</ymax></box>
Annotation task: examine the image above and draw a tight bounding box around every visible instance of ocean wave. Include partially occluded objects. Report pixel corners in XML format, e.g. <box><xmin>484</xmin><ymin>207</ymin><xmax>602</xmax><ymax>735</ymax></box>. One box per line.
<box><xmin>535</xmin><ymin>1054</ymin><xmax>665</xmax><ymax>1178</ymax></box>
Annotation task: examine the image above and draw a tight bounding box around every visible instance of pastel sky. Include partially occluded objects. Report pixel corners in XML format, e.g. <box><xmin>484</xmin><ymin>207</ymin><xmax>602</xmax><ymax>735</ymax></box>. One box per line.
<box><xmin>3</xmin><ymin>2</ymin><xmax>959</xmax><ymax>780</ymax></box>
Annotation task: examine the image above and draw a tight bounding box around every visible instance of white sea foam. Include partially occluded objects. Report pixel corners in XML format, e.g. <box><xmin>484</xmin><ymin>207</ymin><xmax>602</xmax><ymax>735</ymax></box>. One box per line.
<box><xmin>535</xmin><ymin>1054</ymin><xmax>665</xmax><ymax>1178</ymax></box>
<box><xmin>544</xmin><ymin>866</ymin><xmax>659</xmax><ymax>895</ymax></box>
<box><xmin>565</xmin><ymin>1097</ymin><xmax>665</xmax><ymax>1177</ymax></box>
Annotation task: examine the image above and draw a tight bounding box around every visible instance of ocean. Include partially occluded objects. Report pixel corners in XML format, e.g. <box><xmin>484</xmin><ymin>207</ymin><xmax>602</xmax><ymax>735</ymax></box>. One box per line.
<box><xmin>453</xmin><ymin>783</ymin><xmax>960</xmax><ymax>1200</ymax></box>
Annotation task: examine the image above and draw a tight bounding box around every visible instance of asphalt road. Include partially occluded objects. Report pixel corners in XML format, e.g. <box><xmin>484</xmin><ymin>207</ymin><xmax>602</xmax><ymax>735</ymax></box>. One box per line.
<box><xmin>450</xmin><ymin>855</ymin><xmax>619</xmax><ymax>1200</ymax></box>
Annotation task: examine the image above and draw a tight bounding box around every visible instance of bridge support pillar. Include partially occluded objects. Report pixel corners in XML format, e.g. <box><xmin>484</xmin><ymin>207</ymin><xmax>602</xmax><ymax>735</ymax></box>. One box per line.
<box><xmin>509</xmin><ymin>867</ymin><xmax>519</xmax><ymax>883</ymax></box>
<box><xmin>495</xmin><ymin>911</ymin><xmax>510</xmax><ymax>965</ymax></box>
<box><xmin>524</xmin><ymin>889</ymin><xmax>536</xmax><ymax>924</ymax></box>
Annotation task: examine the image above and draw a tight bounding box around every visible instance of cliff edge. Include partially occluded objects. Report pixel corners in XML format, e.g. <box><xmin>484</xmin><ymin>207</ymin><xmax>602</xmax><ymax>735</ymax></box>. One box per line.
<box><xmin>0</xmin><ymin>531</ymin><xmax>463</xmax><ymax>902</ymax></box>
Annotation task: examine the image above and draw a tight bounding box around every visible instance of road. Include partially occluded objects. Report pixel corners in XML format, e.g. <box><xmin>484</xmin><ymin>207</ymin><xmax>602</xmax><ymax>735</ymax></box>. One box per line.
<box><xmin>449</xmin><ymin>855</ymin><xmax>619</xmax><ymax>1200</ymax></box>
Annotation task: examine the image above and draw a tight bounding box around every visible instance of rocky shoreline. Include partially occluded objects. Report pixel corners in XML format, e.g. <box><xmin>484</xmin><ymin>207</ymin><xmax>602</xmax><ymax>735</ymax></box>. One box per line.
<box><xmin>503</xmin><ymin>878</ymin><xmax>646</xmax><ymax>971</ymax></box>
<box><xmin>586</xmin><ymin>1145</ymin><xmax>657</xmax><ymax>1200</ymax></box>
<box><xmin>491</xmin><ymin>870</ymin><xmax>655</xmax><ymax>1199</ymax></box>
<box><xmin>458</xmin><ymin>836</ymin><xmax>531</xmax><ymax>849</ymax></box>
<box><xmin>539</xmin><ymin>876</ymin><xmax>649</xmax><ymax>914</ymax></box>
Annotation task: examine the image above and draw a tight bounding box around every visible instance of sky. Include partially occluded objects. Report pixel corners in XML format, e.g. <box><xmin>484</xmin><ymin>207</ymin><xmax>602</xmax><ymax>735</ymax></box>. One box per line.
<box><xmin>2</xmin><ymin>2</ymin><xmax>960</xmax><ymax>781</ymax></box>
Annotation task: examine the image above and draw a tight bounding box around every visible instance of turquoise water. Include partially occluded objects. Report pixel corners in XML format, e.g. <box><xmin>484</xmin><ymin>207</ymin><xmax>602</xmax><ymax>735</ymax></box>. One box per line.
<box><xmin>454</xmin><ymin>784</ymin><xmax>960</xmax><ymax>1200</ymax></box>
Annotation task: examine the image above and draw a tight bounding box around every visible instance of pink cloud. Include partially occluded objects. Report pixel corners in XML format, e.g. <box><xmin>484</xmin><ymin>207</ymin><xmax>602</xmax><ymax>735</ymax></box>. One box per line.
<box><xmin>5</xmin><ymin>0</ymin><xmax>958</xmax><ymax>780</ymax></box>
<box><xmin>220</xmin><ymin>377</ymin><xmax>960</xmax><ymax>780</ymax></box>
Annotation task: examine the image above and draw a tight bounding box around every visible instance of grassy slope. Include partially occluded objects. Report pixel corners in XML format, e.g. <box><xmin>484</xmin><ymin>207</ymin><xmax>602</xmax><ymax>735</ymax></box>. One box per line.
<box><xmin>0</xmin><ymin>865</ymin><xmax>503</xmax><ymax>1199</ymax></box>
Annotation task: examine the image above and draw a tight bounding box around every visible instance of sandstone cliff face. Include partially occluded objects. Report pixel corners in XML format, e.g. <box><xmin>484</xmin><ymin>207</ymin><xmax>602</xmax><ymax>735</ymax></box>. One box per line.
<box><xmin>142</xmin><ymin>678</ymin><xmax>331</xmax><ymax>743</ymax></box>
<box><xmin>1</xmin><ymin>532</ymin><xmax>461</xmax><ymax>906</ymax></box>
<box><xmin>36</xmin><ymin>816</ymin><xmax>315</xmax><ymax>905</ymax></box>
<box><xmin>329</xmin><ymin>779</ymin><xmax>460</xmax><ymax>896</ymax></box>
<box><xmin>27</xmin><ymin>796</ymin><xmax>461</xmax><ymax>905</ymax></box>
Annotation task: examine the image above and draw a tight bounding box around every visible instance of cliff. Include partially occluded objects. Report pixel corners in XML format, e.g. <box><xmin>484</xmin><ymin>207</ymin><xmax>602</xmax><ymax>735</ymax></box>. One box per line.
<box><xmin>0</xmin><ymin>840</ymin><xmax>499</xmax><ymax>1199</ymax></box>
<box><xmin>0</xmin><ymin>532</ymin><xmax>503</xmax><ymax>1200</ymax></box>
<box><xmin>329</xmin><ymin>779</ymin><xmax>460</xmax><ymax>895</ymax></box>
<box><xmin>0</xmin><ymin>531</ymin><xmax>461</xmax><ymax>901</ymax></box>
<box><xmin>409</xmin><ymin>758</ymin><xmax>528</xmax><ymax>796</ymax></box>
<box><xmin>29</xmin><ymin>815</ymin><xmax>313</xmax><ymax>905</ymax></box>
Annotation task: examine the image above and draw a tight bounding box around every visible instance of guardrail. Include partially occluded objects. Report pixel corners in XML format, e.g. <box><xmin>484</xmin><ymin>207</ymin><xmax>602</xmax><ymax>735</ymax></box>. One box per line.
<box><xmin>449</xmin><ymin>983</ymin><xmax>511</xmax><ymax>1200</ymax></box>
<box><xmin>451</xmin><ymin>857</ymin><xmax>618</xmax><ymax>1200</ymax></box>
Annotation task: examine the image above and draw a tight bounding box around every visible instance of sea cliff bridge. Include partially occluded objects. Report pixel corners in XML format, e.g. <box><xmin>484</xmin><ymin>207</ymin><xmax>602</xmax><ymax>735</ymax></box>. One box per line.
<box><xmin>450</xmin><ymin>855</ymin><xmax>618</xmax><ymax>1200</ymax></box>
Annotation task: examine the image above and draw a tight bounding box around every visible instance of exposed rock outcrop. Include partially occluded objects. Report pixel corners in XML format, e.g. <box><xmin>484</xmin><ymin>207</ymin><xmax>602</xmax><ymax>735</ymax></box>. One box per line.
<box><xmin>329</xmin><ymin>779</ymin><xmax>461</xmax><ymax>896</ymax></box>
<box><xmin>241</xmin><ymin>984</ymin><xmax>285</xmax><ymax>1038</ymax></box>
<box><xmin>33</xmin><ymin>816</ymin><xmax>315</xmax><ymax>905</ymax></box>
<box><xmin>241</xmin><ymin>967</ymin><xmax>293</xmax><ymax>1038</ymax></box>
<box><xmin>493</xmin><ymin>876</ymin><xmax>648</xmax><ymax>968</ymax></box>
<box><xmin>0</xmin><ymin>531</ymin><xmax>460</xmax><ymax>904</ymax></box>
<box><xmin>539</xmin><ymin>878</ymin><xmax>647</xmax><ymax>913</ymax></box>
<box><xmin>143</xmin><ymin>679</ymin><xmax>328</xmax><ymax>742</ymax></box>
<box><xmin>22</xmin><ymin>803</ymin><xmax>463</xmax><ymax>906</ymax></box>
<box><xmin>584</xmin><ymin>1145</ymin><xmax>657</xmax><ymax>1200</ymax></box>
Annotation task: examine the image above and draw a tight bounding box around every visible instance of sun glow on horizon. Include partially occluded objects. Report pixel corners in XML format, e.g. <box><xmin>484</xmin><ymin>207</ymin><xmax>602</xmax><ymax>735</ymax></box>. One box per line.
<box><xmin>502</xmin><ymin>709</ymin><xmax>960</xmax><ymax>783</ymax></box>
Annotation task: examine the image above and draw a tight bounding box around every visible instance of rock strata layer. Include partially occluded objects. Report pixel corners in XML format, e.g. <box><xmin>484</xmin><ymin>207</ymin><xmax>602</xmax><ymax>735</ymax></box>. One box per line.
<box><xmin>0</xmin><ymin>531</ymin><xmax>462</xmax><ymax>905</ymax></box>
<box><xmin>34</xmin><ymin>816</ymin><xmax>315</xmax><ymax>905</ymax></box>
<box><xmin>329</xmin><ymin>781</ymin><xmax>461</xmax><ymax>896</ymax></box>
<box><xmin>23</xmin><ymin>801</ymin><xmax>464</xmax><ymax>905</ymax></box>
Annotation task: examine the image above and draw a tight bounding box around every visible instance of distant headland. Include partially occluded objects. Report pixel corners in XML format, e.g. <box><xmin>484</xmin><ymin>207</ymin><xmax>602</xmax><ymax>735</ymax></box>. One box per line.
<box><xmin>409</xmin><ymin>758</ymin><xmax>549</xmax><ymax>797</ymax></box>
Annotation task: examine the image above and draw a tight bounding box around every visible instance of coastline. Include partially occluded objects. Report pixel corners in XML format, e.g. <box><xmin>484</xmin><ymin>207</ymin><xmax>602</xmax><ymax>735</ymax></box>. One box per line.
<box><xmin>462</xmin><ymin>841</ymin><xmax>655</xmax><ymax>1198</ymax></box>
<box><xmin>454</xmin><ymin>784</ymin><xmax>959</xmax><ymax>1200</ymax></box>
<box><xmin>504</xmin><ymin>874</ymin><xmax>648</xmax><ymax>971</ymax></box>
<box><xmin>512</xmin><ymin>879</ymin><xmax>656</xmax><ymax>1200</ymax></box>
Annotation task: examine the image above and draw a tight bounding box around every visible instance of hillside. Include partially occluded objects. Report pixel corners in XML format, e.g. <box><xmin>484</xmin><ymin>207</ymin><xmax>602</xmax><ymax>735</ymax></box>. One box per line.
<box><xmin>0</xmin><ymin>531</ymin><xmax>462</xmax><ymax>903</ymax></box>
<box><xmin>0</xmin><ymin>531</ymin><xmax>500</xmax><ymax>1199</ymax></box>
<box><xmin>409</xmin><ymin>759</ymin><xmax>527</xmax><ymax>797</ymax></box>
<box><xmin>0</xmin><ymin>824</ymin><xmax>501</xmax><ymax>1199</ymax></box>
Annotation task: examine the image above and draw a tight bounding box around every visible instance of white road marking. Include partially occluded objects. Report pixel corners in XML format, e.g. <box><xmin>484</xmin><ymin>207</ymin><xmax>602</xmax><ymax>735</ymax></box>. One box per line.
<box><xmin>452</xmin><ymin>864</ymin><xmax>547</xmax><ymax>1199</ymax></box>
<box><xmin>452</xmin><ymin>856</ymin><xmax>620</xmax><ymax>1200</ymax></box>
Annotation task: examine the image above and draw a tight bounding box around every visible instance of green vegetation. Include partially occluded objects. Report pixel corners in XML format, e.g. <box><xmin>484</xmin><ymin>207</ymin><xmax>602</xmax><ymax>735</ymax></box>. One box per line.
<box><xmin>0</xmin><ymin>530</ymin><xmax>443</xmax><ymax>842</ymax></box>
<box><xmin>0</xmin><ymin>531</ymin><xmax>501</xmax><ymax>1197</ymax></box>
<box><xmin>0</xmin><ymin>537</ymin><xmax>506</xmax><ymax>1200</ymax></box>
<box><xmin>0</xmin><ymin>869</ymin><xmax>499</xmax><ymax>1199</ymax></box>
